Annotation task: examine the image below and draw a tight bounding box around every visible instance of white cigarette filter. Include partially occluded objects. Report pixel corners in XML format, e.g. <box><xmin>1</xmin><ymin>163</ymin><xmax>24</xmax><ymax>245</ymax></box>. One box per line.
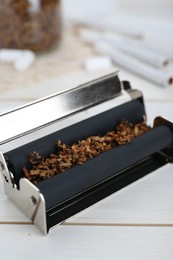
<box><xmin>0</xmin><ymin>49</ymin><xmax>23</xmax><ymax>63</ymax></box>
<box><xmin>84</xmin><ymin>56</ymin><xmax>112</xmax><ymax>71</ymax></box>
<box><xmin>14</xmin><ymin>50</ymin><xmax>36</xmax><ymax>72</ymax></box>
<box><xmin>0</xmin><ymin>49</ymin><xmax>36</xmax><ymax>71</ymax></box>
<box><xmin>94</xmin><ymin>41</ymin><xmax>173</xmax><ymax>88</ymax></box>
<box><xmin>103</xmin><ymin>32</ymin><xmax>170</xmax><ymax>68</ymax></box>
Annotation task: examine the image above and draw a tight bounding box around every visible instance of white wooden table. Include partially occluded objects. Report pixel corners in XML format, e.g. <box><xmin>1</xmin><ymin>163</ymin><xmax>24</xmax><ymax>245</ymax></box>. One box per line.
<box><xmin>0</xmin><ymin>26</ymin><xmax>173</xmax><ymax>259</ymax></box>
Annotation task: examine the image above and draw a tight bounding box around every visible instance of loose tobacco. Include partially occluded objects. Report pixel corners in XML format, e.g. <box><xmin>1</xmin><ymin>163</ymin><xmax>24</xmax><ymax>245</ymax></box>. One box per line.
<box><xmin>0</xmin><ymin>0</ymin><xmax>61</xmax><ymax>52</ymax></box>
<box><xmin>23</xmin><ymin>120</ymin><xmax>151</xmax><ymax>184</ymax></box>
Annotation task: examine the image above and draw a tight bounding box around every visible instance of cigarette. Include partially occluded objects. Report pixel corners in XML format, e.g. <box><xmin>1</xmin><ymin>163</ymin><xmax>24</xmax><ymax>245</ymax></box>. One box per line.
<box><xmin>144</xmin><ymin>30</ymin><xmax>173</xmax><ymax>46</ymax></box>
<box><xmin>82</xmin><ymin>16</ymin><xmax>173</xmax><ymax>44</ymax></box>
<box><xmin>81</xmin><ymin>17</ymin><xmax>173</xmax><ymax>59</ymax></box>
<box><xmin>82</xmin><ymin>17</ymin><xmax>142</xmax><ymax>38</ymax></box>
<box><xmin>124</xmin><ymin>37</ymin><xmax>173</xmax><ymax>61</ymax></box>
<box><xmin>94</xmin><ymin>41</ymin><xmax>173</xmax><ymax>88</ymax></box>
<box><xmin>79</xmin><ymin>29</ymin><xmax>171</xmax><ymax>68</ymax></box>
<box><xmin>103</xmin><ymin>32</ymin><xmax>170</xmax><ymax>68</ymax></box>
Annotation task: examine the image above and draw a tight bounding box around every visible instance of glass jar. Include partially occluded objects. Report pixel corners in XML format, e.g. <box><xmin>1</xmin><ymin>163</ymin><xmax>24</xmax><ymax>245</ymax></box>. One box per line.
<box><xmin>0</xmin><ymin>0</ymin><xmax>61</xmax><ymax>52</ymax></box>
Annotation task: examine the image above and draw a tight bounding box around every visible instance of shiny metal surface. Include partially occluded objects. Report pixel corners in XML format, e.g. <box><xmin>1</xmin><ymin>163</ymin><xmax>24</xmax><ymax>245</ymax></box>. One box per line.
<box><xmin>0</xmin><ymin>89</ymin><xmax>132</xmax><ymax>153</ymax></box>
<box><xmin>0</xmin><ymin>151</ymin><xmax>47</xmax><ymax>234</ymax></box>
<box><xmin>0</xmin><ymin>72</ymin><xmax>120</xmax><ymax>145</ymax></box>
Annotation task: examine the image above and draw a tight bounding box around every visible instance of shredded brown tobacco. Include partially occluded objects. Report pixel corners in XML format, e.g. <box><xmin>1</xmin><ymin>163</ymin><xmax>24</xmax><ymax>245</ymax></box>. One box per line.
<box><xmin>0</xmin><ymin>0</ymin><xmax>61</xmax><ymax>52</ymax></box>
<box><xmin>23</xmin><ymin>120</ymin><xmax>151</xmax><ymax>184</ymax></box>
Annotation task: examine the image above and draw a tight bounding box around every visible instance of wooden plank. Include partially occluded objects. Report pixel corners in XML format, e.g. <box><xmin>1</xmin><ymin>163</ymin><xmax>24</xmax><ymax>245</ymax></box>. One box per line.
<box><xmin>0</xmin><ymin>224</ymin><xmax>173</xmax><ymax>259</ymax></box>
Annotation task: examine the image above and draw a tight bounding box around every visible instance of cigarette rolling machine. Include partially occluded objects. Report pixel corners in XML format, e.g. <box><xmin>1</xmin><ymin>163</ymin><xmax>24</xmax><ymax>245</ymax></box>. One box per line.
<box><xmin>0</xmin><ymin>72</ymin><xmax>173</xmax><ymax>234</ymax></box>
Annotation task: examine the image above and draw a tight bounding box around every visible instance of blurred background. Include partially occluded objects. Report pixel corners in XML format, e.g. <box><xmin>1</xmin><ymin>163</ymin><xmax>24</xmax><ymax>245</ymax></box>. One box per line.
<box><xmin>63</xmin><ymin>0</ymin><xmax>173</xmax><ymax>19</ymax></box>
<box><xmin>0</xmin><ymin>2</ymin><xmax>173</xmax><ymax>257</ymax></box>
<box><xmin>0</xmin><ymin>0</ymin><xmax>173</xmax><ymax>115</ymax></box>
